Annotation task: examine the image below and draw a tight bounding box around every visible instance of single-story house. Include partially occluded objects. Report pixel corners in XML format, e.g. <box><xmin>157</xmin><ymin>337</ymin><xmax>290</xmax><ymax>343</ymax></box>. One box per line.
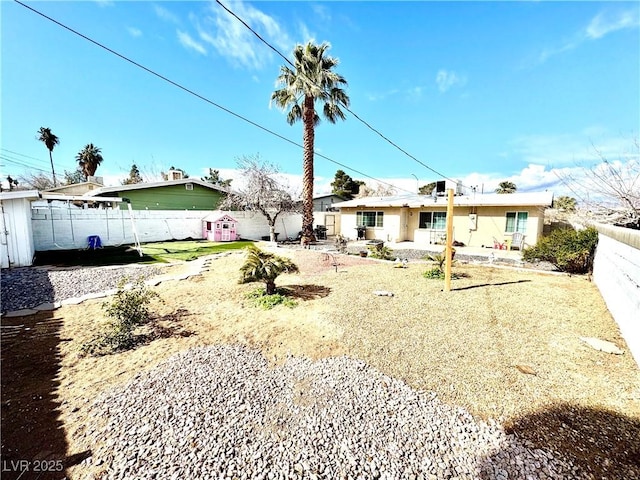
<box><xmin>85</xmin><ymin>178</ymin><xmax>227</xmax><ymax>210</ymax></box>
<box><xmin>334</xmin><ymin>191</ymin><xmax>554</xmax><ymax>249</ymax></box>
<box><xmin>313</xmin><ymin>194</ymin><xmax>348</xmax><ymax>212</ymax></box>
<box><xmin>43</xmin><ymin>177</ymin><xmax>105</xmax><ymax>196</ymax></box>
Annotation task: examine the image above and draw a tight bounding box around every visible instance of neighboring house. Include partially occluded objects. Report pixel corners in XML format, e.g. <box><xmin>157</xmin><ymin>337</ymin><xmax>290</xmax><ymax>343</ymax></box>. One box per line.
<box><xmin>43</xmin><ymin>177</ymin><xmax>105</xmax><ymax>196</ymax></box>
<box><xmin>85</xmin><ymin>178</ymin><xmax>227</xmax><ymax>210</ymax></box>
<box><xmin>313</xmin><ymin>194</ymin><xmax>347</xmax><ymax>212</ymax></box>
<box><xmin>334</xmin><ymin>191</ymin><xmax>554</xmax><ymax>248</ymax></box>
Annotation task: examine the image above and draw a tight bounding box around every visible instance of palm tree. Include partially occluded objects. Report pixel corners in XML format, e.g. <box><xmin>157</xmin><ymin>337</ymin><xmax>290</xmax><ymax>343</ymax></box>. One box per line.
<box><xmin>239</xmin><ymin>244</ymin><xmax>299</xmax><ymax>295</ymax></box>
<box><xmin>271</xmin><ymin>41</ymin><xmax>350</xmax><ymax>243</ymax></box>
<box><xmin>495</xmin><ymin>181</ymin><xmax>517</xmax><ymax>194</ymax></box>
<box><xmin>76</xmin><ymin>143</ymin><xmax>104</xmax><ymax>178</ymax></box>
<box><xmin>37</xmin><ymin>127</ymin><xmax>60</xmax><ymax>187</ymax></box>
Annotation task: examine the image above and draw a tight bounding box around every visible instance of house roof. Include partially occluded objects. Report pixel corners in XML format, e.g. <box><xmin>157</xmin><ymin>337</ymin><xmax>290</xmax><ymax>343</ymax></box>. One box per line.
<box><xmin>44</xmin><ymin>181</ymin><xmax>105</xmax><ymax>193</ymax></box>
<box><xmin>333</xmin><ymin>191</ymin><xmax>554</xmax><ymax>209</ymax></box>
<box><xmin>314</xmin><ymin>193</ymin><xmax>348</xmax><ymax>201</ymax></box>
<box><xmin>84</xmin><ymin>178</ymin><xmax>229</xmax><ymax>197</ymax></box>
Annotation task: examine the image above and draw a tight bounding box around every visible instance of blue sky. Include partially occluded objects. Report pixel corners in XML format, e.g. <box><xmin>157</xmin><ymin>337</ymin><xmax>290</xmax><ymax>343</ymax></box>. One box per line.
<box><xmin>1</xmin><ymin>1</ymin><xmax>638</xmax><ymax>196</ymax></box>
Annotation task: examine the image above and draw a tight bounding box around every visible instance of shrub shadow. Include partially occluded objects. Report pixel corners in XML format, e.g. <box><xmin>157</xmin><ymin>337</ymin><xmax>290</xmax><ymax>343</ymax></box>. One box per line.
<box><xmin>282</xmin><ymin>285</ymin><xmax>332</xmax><ymax>301</ymax></box>
<box><xmin>479</xmin><ymin>403</ymin><xmax>640</xmax><ymax>479</ymax></box>
<box><xmin>1</xmin><ymin>310</ymin><xmax>91</xmax><ymax>479</ymax></box>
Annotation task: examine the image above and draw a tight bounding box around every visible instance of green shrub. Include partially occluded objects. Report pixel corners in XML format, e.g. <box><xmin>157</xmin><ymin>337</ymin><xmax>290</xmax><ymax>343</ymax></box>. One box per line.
<box><xmin>80</xmin><ymin>277</ymin><xmax>161</xmax><ymax>356</ymax></box>
<box><xmin>423</xmin><ymin>267</ymin><xmax>445</xmax><ymax>279</ymax></box>
<box><xmin>244</xmin><ymin>287</ymin><xmax>298</xmax><ymax>310</ymax></box>
<box><xmin>368</xmin><ymin>244</ymin><xmax>393</xmax><ymax>260</ymax></box>
<box><xmin>522</xmin><ymin>226</ymin><xmax>598</xmax><ymax>273</ymax></box>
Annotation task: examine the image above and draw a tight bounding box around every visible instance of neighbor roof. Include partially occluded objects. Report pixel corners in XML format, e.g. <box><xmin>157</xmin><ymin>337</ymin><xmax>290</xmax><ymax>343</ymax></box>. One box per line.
<box><xmin>333</xmin><ymin>191</ymin><xmax>554</xmax><ymax>208</ymax></box>
<box><xmin>84</xmin><ymin>178</ymin><xmax>229</xmax><ymax>197</ymax></box>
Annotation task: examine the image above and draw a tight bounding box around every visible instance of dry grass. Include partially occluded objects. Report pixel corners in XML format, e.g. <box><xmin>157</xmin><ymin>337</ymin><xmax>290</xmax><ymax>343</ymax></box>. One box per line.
<box><xmin>2</xmin><ymin>248</ymin><xmax>639</xmax><ymax>479</ymax></box>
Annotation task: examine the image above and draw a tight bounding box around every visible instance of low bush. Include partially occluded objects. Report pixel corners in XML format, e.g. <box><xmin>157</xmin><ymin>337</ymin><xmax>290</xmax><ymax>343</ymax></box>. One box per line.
<box><xmin>368</xmin><ymin>244</ymin><xmax>393</xmax><ymax>260</ymax></box>
<box><xmin>80</xmin><ymin>277</ymin><xmax>161</xmax><ymax>356</ymax></box>
<box><xmin>522</xmin><ymin>226</ymin><xmax>598</xmax><ymax>274</ymax></box>
<box><xmin>244</xmin><ymin>287</ymin><xmax>298</xmax><ymax>310</ymax></box>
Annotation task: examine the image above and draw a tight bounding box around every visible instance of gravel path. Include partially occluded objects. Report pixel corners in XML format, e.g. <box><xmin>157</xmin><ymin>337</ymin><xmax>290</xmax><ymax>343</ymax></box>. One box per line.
<box><xmin>79</xmin><ymin>345</ymin><xmax>585</xmax><ymax>480</ymax></box>
<box><xmin>1</xmin><ymin>264</ymin><xmax>167</xmax><ymax>313</ymax></box>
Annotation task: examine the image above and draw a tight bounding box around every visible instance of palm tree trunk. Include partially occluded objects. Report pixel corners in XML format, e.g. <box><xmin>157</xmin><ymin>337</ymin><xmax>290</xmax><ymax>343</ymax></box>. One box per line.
<box><xmin>301</xmin><ymin>95</ymin><xmax>316</xmax><ymax>244</ymax></box>
<box><xmin>49</xmin><ymin>150</ymin><xmax>57</xmax><ymax>187</ymax></box>
<box><xmin>265</xmin><ymin>280</ymin><xmax>276</xmax><ymax>295</ymax></box>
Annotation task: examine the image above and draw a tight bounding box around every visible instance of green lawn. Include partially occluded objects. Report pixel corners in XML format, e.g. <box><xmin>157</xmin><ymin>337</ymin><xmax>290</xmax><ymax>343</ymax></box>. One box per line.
<box><xmin>34</xmin><ymin>240</ymin><xmax>254</xmax><ymax>267</ymax></box>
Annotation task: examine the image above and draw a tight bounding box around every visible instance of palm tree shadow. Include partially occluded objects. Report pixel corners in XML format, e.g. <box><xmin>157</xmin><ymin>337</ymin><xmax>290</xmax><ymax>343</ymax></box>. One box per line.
<box><xmin>1</xmin><ymin>309</ymin><xmax>91</xmax><ymax>480</ymax></box>
<box><xmin>478</xmin><ymin>403</ymin><xmax>640</xmax><ymax>479</ymax></box>
<box><xmin>282</xmin><ymin>284</ymin><xmax>332</xmax><ymax>301</ymax></box>
<box><xmin>453</xmin><ymin>279</ymin><xmax>532</xmax><ymax>291</ymax></box>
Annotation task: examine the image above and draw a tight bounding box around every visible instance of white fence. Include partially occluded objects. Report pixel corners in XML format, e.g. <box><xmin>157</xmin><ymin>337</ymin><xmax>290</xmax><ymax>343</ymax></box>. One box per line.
<box><xmin>32</xmin><ymin>206</ymin><xmax>303</xmax><ymax>251</ymax></box>
<box><xmin>592</xmin><ymin>224</ymin><xmax>640</xmax><ymax>367</ymax></box>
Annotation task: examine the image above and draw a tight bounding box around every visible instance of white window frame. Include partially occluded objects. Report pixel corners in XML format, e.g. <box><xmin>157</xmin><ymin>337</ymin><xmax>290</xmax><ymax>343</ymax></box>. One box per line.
<box><xmin>356</xmin><ymin>211</ymin><xmax>384</xmax><ymax>228</ymax></box>
<box><xmin>418</xmin><ymin>211</ymin><xmax>447</xmax><ymax>230</ymax></box>
<box><xmin>505</xmin><ymin>211</ymin><xmax>528</xmax><ymax>234</ymax></box>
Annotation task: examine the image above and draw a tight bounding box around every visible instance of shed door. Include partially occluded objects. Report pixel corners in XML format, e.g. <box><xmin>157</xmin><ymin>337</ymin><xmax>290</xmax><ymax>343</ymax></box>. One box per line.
<box><xmin>221</xmin><ymin>223</ymin><xmax>231</xmax><ymax>241</ymax></box>
<box><xmin>325</xmin><ymin>215</ymin><xmax>335</xmax><ymax>236</ymax></box>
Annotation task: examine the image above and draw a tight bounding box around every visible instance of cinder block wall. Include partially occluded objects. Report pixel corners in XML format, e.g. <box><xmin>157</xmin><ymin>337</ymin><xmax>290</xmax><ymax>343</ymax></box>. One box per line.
<box><xmin>592</xmin><ymin>223</ymin><xmax>640</xmax><ymax>367</ymax></box>
<box><xmin>32</xmin><ymin>207</ymin><xmax>302</xmax><ymax>251</ymax></box>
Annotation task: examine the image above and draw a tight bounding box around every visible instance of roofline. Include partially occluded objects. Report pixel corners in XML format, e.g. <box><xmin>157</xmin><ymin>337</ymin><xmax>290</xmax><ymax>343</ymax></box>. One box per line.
<box><xmin>40</xmin><ymin>193</ymin><xmax>125</xmax><ymax>203</ymax></box>
<box><xmin>85</xmin><ymin>178</ymin><xmax>229</xmax><ymax>196</ymax></box>
<box><xmin>0</xmin><ymin>190</ymin><xmax>42</xmax><ymax>200</ymax></box>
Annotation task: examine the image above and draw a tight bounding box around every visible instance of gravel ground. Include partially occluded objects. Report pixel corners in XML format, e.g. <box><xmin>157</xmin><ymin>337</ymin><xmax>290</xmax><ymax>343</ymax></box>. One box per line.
<box><xmin>79</xmin><ymin>344</ymin><xmax>584</xmax><ymax>480</ymax></box>
<box><xmin>0</xmin><ymin>264</ymin><xmax>167</xmax><ymax>313</ymax></box>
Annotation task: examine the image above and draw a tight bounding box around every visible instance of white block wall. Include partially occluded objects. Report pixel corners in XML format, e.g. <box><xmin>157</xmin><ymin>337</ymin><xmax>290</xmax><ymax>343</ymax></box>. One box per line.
<box><xmin>32</xmin><ymin>207</ymin><xmax>302</xmax><ymax>251</ymax></box>
<box><xmin>592</xmin><ymin>225</ymin><xmax>640</xmax><ymax>367</ymax></box>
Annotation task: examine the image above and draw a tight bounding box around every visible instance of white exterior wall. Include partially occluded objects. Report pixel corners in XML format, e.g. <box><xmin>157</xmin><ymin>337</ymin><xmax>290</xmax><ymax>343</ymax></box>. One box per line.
<box><xmin>592</xmin><ymin>225</ymin><xmax>640</xmax><ymax>367</ymax></box>
<box><xmin>32</xmin><ymin>207</ymin><xmax>302</xmax><ymax>251</ymax></box>
<box><xmin>1</xmin><ymin>198</ymin><xmax>36</xmax><ymax>268</ymax></box>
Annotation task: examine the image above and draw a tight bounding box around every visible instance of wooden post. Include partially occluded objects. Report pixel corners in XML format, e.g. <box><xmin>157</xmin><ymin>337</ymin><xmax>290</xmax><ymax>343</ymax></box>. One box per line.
<box><xmin>444</xmin><ymin>188</ymin><xmax>454</xmax><ymax>292</ymax></box>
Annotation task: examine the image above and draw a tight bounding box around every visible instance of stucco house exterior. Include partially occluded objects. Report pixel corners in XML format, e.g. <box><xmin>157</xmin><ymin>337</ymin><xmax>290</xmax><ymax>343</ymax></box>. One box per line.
<box><xmin>85</xmin><ymin>178</ymin><xmax>227</xmax><ymax>210</ymax></box>
<box><xmin>334</xmin><ymin>191</ymin><xmax>554</xmax><ymax>249</ymax></box>
<box><xmin>43</xmin><ymin>177</ymin><xmax>105</xmax><ymax>196</ymax></box>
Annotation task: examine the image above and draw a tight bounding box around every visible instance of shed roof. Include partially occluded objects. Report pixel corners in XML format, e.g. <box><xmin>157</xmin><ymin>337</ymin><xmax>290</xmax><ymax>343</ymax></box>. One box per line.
<box><xmin>0</xmin><ymin>190</ymin><xmax>41</xmax><ymax>200</ymax></box>
<box><xmin>333</xmin><ymin>191</ymin><xmax>554</xmax><ymax>209</ymax></box>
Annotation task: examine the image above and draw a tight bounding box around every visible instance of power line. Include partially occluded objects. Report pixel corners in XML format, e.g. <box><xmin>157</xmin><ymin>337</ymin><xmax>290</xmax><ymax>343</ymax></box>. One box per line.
<box><xmin>215</xmin><ymin>0</ymin><xmax>465</xmax><ymax>188</ymax></box>
<box><xmin>0</xmin><ymin>147</ymin><xmax>51</xmax><ymax>166</ymax></box>
<box><xmin>14</xmin><ymin>0</ymin><xmax>413</xmax><ymax>195</ymax></box>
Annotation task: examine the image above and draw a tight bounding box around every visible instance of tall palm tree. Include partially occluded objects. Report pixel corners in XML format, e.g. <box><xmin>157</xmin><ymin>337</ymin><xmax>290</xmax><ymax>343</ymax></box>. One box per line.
<box><xmin>271</xmin><ymin>41</ymin><xmax>350</xmax><ymax>243</ymax></box>
<box><xmin>76</xmin><ymin>143</ymin><xmax>104</xmax><ymax>178</ymax></box>
<box><xmin>37</xmin><ymin>127</ymin><xmax>59</xmax><ymax>186</ymax></box>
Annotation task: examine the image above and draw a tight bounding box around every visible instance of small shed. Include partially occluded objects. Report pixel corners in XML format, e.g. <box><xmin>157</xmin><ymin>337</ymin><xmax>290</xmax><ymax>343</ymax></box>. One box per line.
<box><xmin>203</xmin><ymin>214</ymin><xmax>238</xmax><ymax>242</ymax></box>
<box><xmin>1</xmin><ymin>190</ymin><xmax>41</xmax><ymax>268</ymax></box>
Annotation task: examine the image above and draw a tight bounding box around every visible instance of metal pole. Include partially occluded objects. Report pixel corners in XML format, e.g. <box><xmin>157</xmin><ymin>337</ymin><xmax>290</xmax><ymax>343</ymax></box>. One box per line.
<box><xmin>444</xmin><ymin>188</ymin><xmax>454</xmax><ymax>292</ymax></box>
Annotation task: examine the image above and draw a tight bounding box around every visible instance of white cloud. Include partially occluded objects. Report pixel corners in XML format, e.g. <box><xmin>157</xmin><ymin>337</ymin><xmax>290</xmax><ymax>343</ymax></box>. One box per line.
<box><xmin>435</xmin><ymin>69</ymin><xmax>467</xmax><ymax>93</ymax></box>
<box><xmin>177</xmin><ymin>31</ymin><xmax>207</xmax><ymax>56</ymax></box>
<box><xmin>154</xmin><ymin>4</ymin><xmax>181</xmax><ymax>25</ymax></box>
<box><xmin>195</xmin><ymin>0</ymin><xmax>292</xmax><ymax>70</ymax></box>
<box><xmin>586</xmin><ymin>10</ymin><xmax>640</xmax><ymax>39</ymax></box>
<box><xmin>535</xmin><ymin>8</ymin><xmax>639</xmax><ymax>65</ymax></box>
<box><xmin>127</xmin><ymin>27</ymin><xmax>143</xmax><ymax>38</ymax></box>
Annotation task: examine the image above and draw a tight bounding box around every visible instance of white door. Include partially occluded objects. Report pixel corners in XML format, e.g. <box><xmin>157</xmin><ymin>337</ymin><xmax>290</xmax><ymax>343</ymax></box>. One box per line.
<box><xmin>221</xmin><ymin>223</ymin><xmax>231</xmax><ymax>241</ymax></box>
<box><xmin>325</xmin><ymin>215</ymin><xmax>335</xmax><ymax>236</ymax></box>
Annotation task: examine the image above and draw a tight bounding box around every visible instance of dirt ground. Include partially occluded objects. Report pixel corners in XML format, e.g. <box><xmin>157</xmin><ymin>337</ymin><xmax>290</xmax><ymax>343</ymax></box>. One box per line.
<box><xmin>2</xmin><ymin>248</ymin><xmax>639</xmax><ymax>479</ymax></box>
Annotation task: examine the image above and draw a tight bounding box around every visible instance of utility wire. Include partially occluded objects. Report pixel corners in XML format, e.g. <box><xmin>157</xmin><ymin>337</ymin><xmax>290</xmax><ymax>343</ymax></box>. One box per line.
<box><xmin>15</xmin><ymin>0</ymin><xmax>413</xmax><ymax>195</ymax></box>
<box><xmin>215</xmin><ymin>0</ymin><xmax>466</xmax><ymax>188</ymax></box>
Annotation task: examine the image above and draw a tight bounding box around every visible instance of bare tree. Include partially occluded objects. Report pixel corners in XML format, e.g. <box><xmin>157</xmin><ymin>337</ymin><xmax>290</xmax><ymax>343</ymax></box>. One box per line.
<box><xmin>355</xmin><ymin>182</ymin><xmax>397</xmax><ymax>198</ymax></box>
<box><xmin>219</xmin><ymin>155</ymin><xmax>301</xmax><ymax>241</ymax></box>
<box><xmin>18</xmin><ymin>172</ymin><xmax>55</xmax><ymax>190</ymax></box>
<box><xmin>556</xmin><ymin>138</ymin><xmax>639</xmax><ymax>228</ymax></box>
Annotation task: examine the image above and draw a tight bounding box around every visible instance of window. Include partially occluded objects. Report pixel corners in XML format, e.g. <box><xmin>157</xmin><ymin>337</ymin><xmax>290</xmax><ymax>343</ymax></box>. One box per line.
<box><xmin>185</xmin><ymin>183</ymin><xmax>194</xmax><ymax>190</ymax></box>
<box><xmin>419</xmin><ymin>211</ymin><xmax>447</xmax><ymax>229</ymax></box>
<box><xmin>505</xmin><ymin>211</ymin><xmax>528</xmax><ymax>233</ymax></box>
<box><xmin>356</xmin><ymin>211</ymin><xmax>384</xmax><ymax>227</ymax></box>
